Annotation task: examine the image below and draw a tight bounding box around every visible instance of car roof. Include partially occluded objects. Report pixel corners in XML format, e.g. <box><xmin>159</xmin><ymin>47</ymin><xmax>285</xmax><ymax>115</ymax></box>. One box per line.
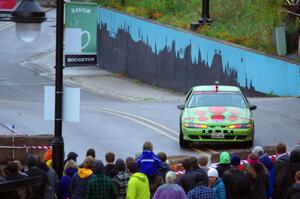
<box><xmin>192</xmin><ymin>85</ymin><xmax>241</xmax><ymax>92</ymax></box>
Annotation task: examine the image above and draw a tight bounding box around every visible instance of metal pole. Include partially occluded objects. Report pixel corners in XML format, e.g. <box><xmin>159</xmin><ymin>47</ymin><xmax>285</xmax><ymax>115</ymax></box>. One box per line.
<box><xmin>202</xmin><ymin>0</ymin><xmax>210</xmax><ymax>20</ymax></box>
<box><xmin>52</xmin><ymin>0</ymin><xmax>64</xmax><ymax>178</ymax></box>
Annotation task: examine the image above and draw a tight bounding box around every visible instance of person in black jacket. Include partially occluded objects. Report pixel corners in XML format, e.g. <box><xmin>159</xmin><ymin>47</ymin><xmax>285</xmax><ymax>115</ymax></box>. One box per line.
<box><xmin>157</xmin><ymin>152</ymin><xmax>172</xmax><ymax>183</ymax></box>
<box><xmin>191</xmin><ymin>156</ymin><xmax>208</xmax><ymax>186</ymax></box>
<box><xmin>287</xmin><ymin>170</ymin><xmax>300</xmax><ymax>199</ymax></box>
<box><xmin>273</xmin><ymin>142</ymin><xmax>290</xmax><ymax>199</ymax></box>
<box><xmin>104</xmin><ymin>152</ymin><xmax>117</xmax><ymax>178</ymax></box>
<box><xmin>276</xmin><ymin>147</ymin><xmax>300</xmax><ymax>199</ymax></box>
<box><xmin>177</xmin><ymin>158</ymin><xmax>198</xmax><ymax>193</ymax></box>
<box><xmin>246</xmin><ymin>153</ymin><xmax>269</xmax><ymax>199</ymax></box>
<box><xmin>26</xmin><ymin>154</ymin><xmax>49</xmax><ymax>199</ymax></box>
<box><xmin>223</xmin><ymin>155</ymin><xmax>250</xmax><ymax>199</ymax></box>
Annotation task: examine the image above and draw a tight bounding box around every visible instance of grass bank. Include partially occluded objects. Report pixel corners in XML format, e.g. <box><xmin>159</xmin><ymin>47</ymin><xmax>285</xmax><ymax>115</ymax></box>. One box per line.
<box><xmin>94</xmin><ymin>0</ymin><xmax>299</xmax><ymax>55</ymax></box>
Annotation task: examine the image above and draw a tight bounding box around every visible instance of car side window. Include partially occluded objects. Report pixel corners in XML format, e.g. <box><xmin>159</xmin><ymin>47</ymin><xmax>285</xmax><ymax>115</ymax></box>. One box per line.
<box><xmin>185</xmin><ymin>89</ymin><xmax>193</xmax><ymax>103</ymax></box>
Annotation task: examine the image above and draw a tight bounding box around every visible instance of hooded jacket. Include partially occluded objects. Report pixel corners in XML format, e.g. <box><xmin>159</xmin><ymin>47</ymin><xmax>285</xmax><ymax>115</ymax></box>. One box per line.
<box><xmin>247</xmin><ymin>163</ymin><xmax>268</xmax><ymax>199</ymax></box>
<box><xmin>211</xmin><ymin>177</ymin><xmax>226</xmax><ymax>199</ymax></box>
<box><xmin>70</xmin><ymin>168</ymin><xmax>95</xmax><ymax>199</ymax></box>
<box><xmin>56</xmin><ymin>168</ymin><xmax>77</xmax><ymax>199</ymax></box>
<box><xmin>281</xmin><ymin>149</ymin><xmax>300</xmax><ymax>199</ymax></box>
<box><xmin>273</xmin><ymin>154</ymin><xmax>290</xmax><ymax>199</ymax></box>
<box><xmin>126</xmin><ymin>172</ymin><xmax>150</xmax><ymax>199</ymax></box>
<box><xmin>136</xmin><ymin>150</ymin><xmax>161</xmax><ymax>176</ymax></box>
<box><xmin>260</xmin><ymin>154</ymin><xmax>274</xmax><ymax>198</ymax></box>
<box><xmin>217</xmin><ymin>152</ymin><xmax>231</xmax><ymax>178</ymax></box>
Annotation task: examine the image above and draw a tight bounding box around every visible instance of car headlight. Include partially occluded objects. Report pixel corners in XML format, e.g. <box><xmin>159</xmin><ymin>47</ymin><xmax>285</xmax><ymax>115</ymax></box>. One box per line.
<box><xmin>228</xmin><ymin>123</ymin><xmax>253</xmax><ymax>129</ymax></box>
<box><xmin>183</xmin><ymin>123</ymin><xmax>208</xmax><ymax>128</ymax></box>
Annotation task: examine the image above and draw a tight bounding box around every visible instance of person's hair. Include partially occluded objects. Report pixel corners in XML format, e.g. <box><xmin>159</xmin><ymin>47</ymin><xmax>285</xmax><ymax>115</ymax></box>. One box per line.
<box><xmin>86</xmin><ymin>148</ymin><xmax>96</xmax><ymax>158</ymax></box>
<box><xmin>64</xmin><ymin>159</ymin><xmax>77</xmax><ymax>172</ymax></box>
<box><xmin>125</xmin><ymin>156</ymin><xmax>135</xmax><ymax>165</ymax></box>
<box><xmin>182</xmin><ymin>158</ymin><xmax>192</xmax><ymax>170</ymax></box>
<box><xmin>198</xmin><ymin>155</ymin><xmax>209</xmax><ymax>167</ymax></box>
<box><xmin>0</xmin><ymin>166</ymin><xmax>5</xmax><ymax>177</ymax></box>
<box><xmin>190</xmin><ymin>157</ymin><xmax>200</xmax><ymax>169</ymax></box>
<box><xmin>157</xmin><ymin>152</ymin><xmax>167</xmax><ymax>162</ymax></box>
<box><xmin>276</xmin><ymin>143</ymin><xmax>287</xmax><ymax>154</ymax></box>
<box><xmin>194</xmin><ymin>173</ymin><xmax>206</xmax><ymax>186</ymax></box>
<box><xmin>13</xmin><ymin>160</ymin><xmax>24</xmax><ymax>172</ymax></box>
<box><xmin>82</xmin><ymin>156</ymin><xmax>96</xmax><ymax>169</ymax></box>
<box><xmin>126</xmin><ymin>161</ymin><xmax>139</xmax><ymax>174</ymax></box>
<box><xmin>247</xmin><ymin>153</ymin><xmax>268</xmax><ymax>178</ymax></box>
<box><xmin>6</xmin><ymin>161</ymin><xmax>18</xmax><ymax>175</ymax></box>
<box><xmin>165</xmin><ymin>171</ymin><xmax>177</xmax><ymax>184</ymax></box>
<box><xmin>143</xmin><ymin>141</ymin><xmax>153</xmax><ymax>151</ymax></box>
<box><xmin>295</xmin><ymin>170</ymin><xmax>300</xmax><ymax>181</ymax></box>
<box><xmin>105</xmin><ymin>152</ymin><xmax>115</xmax><ymax>163</ymax></box>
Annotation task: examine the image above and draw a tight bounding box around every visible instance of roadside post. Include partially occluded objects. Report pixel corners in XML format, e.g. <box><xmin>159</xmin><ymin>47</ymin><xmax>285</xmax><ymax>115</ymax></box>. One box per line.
<box><xmin>190</xmin><ymin>0</ymin><xmax>213</xmax><ymax>31</ymax></box>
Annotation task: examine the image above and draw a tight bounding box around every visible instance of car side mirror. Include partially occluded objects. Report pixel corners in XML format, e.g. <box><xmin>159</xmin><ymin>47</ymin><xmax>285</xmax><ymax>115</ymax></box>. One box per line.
<box><xmin>177</xmin><ymin>104</ymin><xmax>185</xmax><ymax>110</ymax></box>
<box><xmin>249</xmin><ymin>105</ymin><xmax>257</xmax><ymax>110</ymax></box>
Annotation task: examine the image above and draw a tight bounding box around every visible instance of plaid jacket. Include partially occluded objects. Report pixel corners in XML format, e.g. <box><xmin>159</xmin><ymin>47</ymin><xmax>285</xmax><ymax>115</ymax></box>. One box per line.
<box><xmin>187</xmin><ymin>186</ymin><xmax>213</xmax><ymax>199</ymax></box>
<box><xmin>87</xmin><ymin>173</ymin><xmax>118</xmax><ymax>199</ymax></box>
<box><xmin>113</xmin><ymin>171</ymin><xmax>131</xmax><ymax>199</ymax></box>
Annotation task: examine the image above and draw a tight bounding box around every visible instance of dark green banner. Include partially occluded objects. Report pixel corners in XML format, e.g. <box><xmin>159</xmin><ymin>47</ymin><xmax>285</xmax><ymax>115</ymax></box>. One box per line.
<box><xmin>65</xmin><ymin>2</ymin><xmax>97</xmax><ymax>66</ymax></box>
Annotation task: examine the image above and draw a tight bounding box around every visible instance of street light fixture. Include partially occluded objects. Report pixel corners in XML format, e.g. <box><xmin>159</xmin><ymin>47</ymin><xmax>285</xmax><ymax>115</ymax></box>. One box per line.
<box><xmin>11</xmin><ymin>0</ymin><xmax>46</xmax><ymax>43</ymax></box>
<box><xmin>11</xmin><ymin>0</ymin><xmax>65</xmax><ymax>177</ymax></box>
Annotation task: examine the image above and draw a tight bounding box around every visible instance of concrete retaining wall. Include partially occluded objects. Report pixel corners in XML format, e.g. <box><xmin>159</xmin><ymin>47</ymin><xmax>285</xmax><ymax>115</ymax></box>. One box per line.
<box><xmin>97</xmin><ymin>8</ymin><xmax>300</xmax><ymax>97</ymax></box>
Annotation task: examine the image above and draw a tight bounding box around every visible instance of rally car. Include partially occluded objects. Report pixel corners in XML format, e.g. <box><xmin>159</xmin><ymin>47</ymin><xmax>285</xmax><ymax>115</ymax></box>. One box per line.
<box><xmin>177</xmin><ymin>84</ymin><xmax>256</xmax><ymax>148</ymax></box>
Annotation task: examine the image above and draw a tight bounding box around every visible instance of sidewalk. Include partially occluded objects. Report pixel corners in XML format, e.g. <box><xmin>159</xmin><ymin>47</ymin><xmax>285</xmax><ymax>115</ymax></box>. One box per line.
<box><xmin>24</xmin><ymin>51</ymin><xmax>184</xmax><ymax>102</ymax></box>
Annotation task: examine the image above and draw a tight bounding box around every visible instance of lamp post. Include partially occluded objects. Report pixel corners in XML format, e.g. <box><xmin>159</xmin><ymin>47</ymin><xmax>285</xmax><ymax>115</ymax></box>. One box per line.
<box><xmin>190</xmin><ymin>0</ymin><xmax>213</xmax><ymax>31</ymax></box>
<box><xmin>11</xmin><ymin>0</ymin><xmax>65</xmax><ymax>177</ymax></box>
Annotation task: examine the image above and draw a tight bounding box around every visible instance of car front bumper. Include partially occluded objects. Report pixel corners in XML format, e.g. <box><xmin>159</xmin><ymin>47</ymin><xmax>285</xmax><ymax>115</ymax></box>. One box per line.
<box><xmin>182</xmin><ymin>126</ymin><xmax>254</xmax><ymax>143</ymax></box>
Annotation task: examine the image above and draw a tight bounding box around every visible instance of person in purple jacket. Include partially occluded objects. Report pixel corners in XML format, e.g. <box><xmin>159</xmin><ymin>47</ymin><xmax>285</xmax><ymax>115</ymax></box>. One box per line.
<box><xmin>56</xmin><ymin>160</ymin><xmax>78</xmax><ymax>199</ymax></box>
<box><xmin>153</xmin><ymin>171</ymin><xmax>187</xmax><ymax>199</ymax></box>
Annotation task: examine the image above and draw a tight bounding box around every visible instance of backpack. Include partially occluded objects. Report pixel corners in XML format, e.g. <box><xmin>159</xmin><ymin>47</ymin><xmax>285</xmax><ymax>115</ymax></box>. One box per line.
<box><xmin>227</xmin><ymin>169</ymin><xmax>249</xmax><ymax>196</ymax></box>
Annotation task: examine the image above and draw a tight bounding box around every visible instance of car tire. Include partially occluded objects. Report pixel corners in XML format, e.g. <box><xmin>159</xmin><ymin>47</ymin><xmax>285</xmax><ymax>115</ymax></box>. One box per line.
<box><xmin>179</xmin><ymin>129</ymin><xmax>190</xmax><ymax>148</ymax></box>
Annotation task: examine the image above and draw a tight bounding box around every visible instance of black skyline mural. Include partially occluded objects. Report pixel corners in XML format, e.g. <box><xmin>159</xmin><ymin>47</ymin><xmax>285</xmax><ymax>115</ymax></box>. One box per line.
<box><xmin>97</xmin><ymin>23</ymin><xmax>266</xmax><ymax>97</ymax></box>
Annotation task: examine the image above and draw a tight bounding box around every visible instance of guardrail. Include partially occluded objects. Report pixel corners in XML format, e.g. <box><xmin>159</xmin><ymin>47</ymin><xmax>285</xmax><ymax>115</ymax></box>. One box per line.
<box><xmin>0</xmin><ymin>176</ymin><xmax>42</xmax><ymax>192</ymax></box>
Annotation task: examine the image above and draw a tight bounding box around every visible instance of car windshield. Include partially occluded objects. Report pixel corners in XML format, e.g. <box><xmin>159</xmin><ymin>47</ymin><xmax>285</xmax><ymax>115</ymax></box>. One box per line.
<box><xmin>187</xmin><ymin>92</ymin><xmax>247</xmax><ymax>108</ymax></box>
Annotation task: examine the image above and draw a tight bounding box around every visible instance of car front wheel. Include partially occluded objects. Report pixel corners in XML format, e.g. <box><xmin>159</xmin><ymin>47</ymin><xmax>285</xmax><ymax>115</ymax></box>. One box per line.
<box><xmin>179</xmin><ymin>128</ymin><xmax>190</xmax><ymax>148</ymax></box>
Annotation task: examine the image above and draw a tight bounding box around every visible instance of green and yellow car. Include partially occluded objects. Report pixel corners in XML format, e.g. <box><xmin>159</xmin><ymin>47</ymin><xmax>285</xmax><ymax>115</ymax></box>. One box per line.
<box><xmin>177</xmin><ymin>84</ymin><xmax>256</xmax><ymax>148</ymax></box>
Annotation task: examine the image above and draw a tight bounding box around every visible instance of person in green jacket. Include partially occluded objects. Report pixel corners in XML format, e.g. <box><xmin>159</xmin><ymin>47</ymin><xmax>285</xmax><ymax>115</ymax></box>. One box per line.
<box><xmin>126</xmin><ymin>161</ymin><xmax>150</xmax><ymax>199</ymax></box>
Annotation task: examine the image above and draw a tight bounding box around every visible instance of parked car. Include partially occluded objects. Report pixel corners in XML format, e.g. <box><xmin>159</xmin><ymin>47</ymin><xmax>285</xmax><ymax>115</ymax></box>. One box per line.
<box><xmin>177</xmin><ymin>84</ymin><xmax>256</xmax><ymax>148</ymax></box>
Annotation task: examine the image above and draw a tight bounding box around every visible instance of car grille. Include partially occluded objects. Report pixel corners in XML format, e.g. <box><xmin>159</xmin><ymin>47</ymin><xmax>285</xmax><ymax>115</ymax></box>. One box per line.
<box><xmin>189</xmin><ymin>135</ymin><xmax>248</xmax><ymax>140</ymax></box>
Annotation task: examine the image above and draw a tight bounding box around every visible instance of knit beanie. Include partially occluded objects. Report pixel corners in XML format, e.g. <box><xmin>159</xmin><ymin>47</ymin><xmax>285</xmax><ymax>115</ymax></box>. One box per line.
<box><xmin>219</xmin><ymin>151</ymin><xmax>230</xmax><ymax>164</ymax></box>
<box><xmin>231</xmin><ymin>155</ymin><xmax>241</xmax><ymax>166</ymax></box>
<box><xmin>252</xmin><ymin>146</ymin><xmax>264</xmax><ymax>157</ymax></box>
<box><xmin>207</xmin><ymin>168</ymin><xmax>219</xmax><ymax>178</ymax></box>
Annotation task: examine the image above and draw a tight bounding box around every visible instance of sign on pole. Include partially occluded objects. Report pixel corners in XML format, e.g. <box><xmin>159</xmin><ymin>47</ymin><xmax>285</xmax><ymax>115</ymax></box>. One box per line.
<box><xmin>64</xmin><ymin>2</ymin><xmax>97</xmax><ymax>67</ymax></box>
<box><xmin>44</xmin><ymin>86</ymin><xmax>81</xmax><ymax>122</ymax></box>
<box><xmin>0</xmin><ymin>0</ymin><xmax>16</xmax><ymax>21</ymax></box>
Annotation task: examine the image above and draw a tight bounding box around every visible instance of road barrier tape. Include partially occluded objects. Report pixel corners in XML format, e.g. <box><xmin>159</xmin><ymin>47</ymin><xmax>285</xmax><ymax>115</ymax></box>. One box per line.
<box><xmin>0</xmin><ymin>145</ymin><xmax>51</xmax><ymax>150</ymax></box>
<box><xmin>24</xmin><ymin>145</ymin><xmax>52</xmax><ymax>150</ymax></box>
<box><xmin>0</xmin><ymin>133</ymin><xmax>28</xmax><ymax>136</ymax></box>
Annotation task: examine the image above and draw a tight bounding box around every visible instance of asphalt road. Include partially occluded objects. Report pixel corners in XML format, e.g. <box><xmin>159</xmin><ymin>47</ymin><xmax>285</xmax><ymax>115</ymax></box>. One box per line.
<box><xmin>0</xmin><ymin>10</ymin><xmax>299</xmax><ymax>163</ymax></box>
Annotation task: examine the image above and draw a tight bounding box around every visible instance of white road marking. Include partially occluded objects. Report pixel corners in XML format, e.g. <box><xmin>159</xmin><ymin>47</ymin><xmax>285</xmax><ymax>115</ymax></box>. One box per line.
<box><xmin>88</xmin><ymin>107</ymin><xmax>179</xmax><ymax>142</ymax></box>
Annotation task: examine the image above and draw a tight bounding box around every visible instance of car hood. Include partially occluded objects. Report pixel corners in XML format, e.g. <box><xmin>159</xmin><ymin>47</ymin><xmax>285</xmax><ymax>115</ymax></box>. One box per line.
<box><xmin>182</xmin><ymin>106</ymin><xmax>251</xmax><ymax>125</ymax></box>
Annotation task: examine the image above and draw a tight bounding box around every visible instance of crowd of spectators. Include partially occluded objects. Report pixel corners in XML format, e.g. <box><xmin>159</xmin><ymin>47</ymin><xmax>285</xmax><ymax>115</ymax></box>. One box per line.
<box><xmin>0</xmin><ymin>141</ymin><xmax>300</xmax><ymax>199</ymax></box>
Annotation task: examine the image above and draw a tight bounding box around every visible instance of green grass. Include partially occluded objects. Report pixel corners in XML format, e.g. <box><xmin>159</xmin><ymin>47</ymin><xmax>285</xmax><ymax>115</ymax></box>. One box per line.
<box><xmin>93</xmin><ymin>0</ymin><xmax>299</xmax><ymax>55</ymax></box>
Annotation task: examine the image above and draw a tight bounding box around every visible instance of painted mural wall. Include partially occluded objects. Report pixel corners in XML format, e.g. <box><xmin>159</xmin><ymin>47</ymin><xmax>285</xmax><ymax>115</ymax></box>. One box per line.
<box><xmin>97</xmin><ymin>8</ymin><xmax>300</xmax><ymax>97</ymax></box>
